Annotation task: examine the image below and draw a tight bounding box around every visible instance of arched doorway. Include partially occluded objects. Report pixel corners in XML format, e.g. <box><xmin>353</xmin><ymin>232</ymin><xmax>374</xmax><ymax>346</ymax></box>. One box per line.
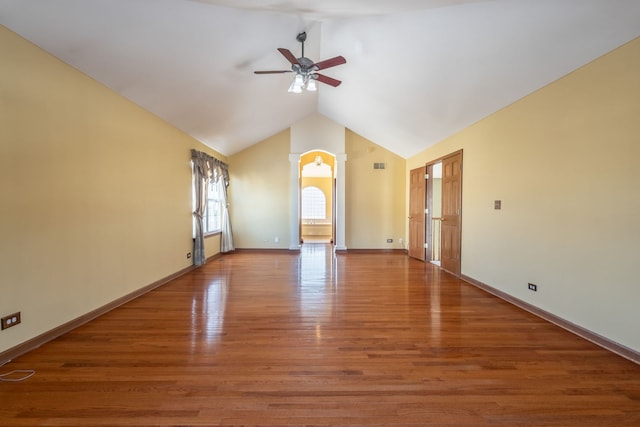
<box><xmin>299</xmin><ymin>150</ymin><xmax>335</xmax><ymax>244</ymax></box>
<box><xmin>288</xmin><ymin>151</ymin><xmax>346</xmax><ymax>252</ymax></box>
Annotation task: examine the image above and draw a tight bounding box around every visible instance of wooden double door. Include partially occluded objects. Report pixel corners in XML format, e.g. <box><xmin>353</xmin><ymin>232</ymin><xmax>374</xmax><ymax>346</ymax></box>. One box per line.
<box><xmin>409</xmin><ymin>151</ymin><xmax>462</xmax><ymax>276</ymax></box>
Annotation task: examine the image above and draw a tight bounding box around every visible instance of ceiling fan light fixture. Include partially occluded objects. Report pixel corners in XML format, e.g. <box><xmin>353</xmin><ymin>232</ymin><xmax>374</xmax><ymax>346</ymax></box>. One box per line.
<box><xmin>257</xmin><ymin>32</ymin><xmax>345</xmax><ymax>93</ymax></box>
<box><xmin>288</xmin><ymin>81</ymin><xmax>301</xmax><ymax>93</ymax></box>
<box><xmin>306</xmin><ymin>77</ymin><xmax>317</xmax><ymax>92</ymax></box>
<box><xmin>288</xmin><ymin>73</ymin><xmax>305</xmax><ymax>93</ymax></box>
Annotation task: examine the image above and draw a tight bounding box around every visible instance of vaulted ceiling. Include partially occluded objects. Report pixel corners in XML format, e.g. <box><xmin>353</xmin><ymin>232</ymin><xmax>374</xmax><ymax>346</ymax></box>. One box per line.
<box><xmin>2</xmin><ymin>0</ymin><xmax>639</xmax><ymax>158</ymax></box>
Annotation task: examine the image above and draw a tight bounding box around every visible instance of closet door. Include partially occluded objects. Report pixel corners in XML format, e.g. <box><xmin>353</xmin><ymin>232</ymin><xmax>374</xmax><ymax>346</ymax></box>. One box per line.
<box><xmin>441</xmin><ymin>151</ymin><xmax>462</xmax><ymax>276</ymax></box>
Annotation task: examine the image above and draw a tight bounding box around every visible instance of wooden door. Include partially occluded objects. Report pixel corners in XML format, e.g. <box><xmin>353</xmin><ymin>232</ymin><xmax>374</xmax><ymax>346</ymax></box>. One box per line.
<box><xmin>408</xmin><ymin>166</ymin><xmax>426</xmax><ymax>260</ymax></box>
<box><xmin>441</xmin><ymin>152</ymin><xmax>462</xmax><ymax>275</ymax></box>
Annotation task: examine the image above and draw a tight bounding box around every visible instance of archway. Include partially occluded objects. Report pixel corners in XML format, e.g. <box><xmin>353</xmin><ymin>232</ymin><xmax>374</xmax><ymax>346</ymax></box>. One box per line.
<box><xmin>299</xmin><ymin>150</ymin><xmax>335</xmax><ymax>244</ymax></box>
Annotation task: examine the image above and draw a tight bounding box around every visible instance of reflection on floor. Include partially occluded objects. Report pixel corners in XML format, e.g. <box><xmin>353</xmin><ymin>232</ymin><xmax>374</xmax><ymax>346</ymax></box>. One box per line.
<box><xmin>6</xmin><ymin>247</ymin><xmax>640</xmax><ymax>426</ymax></box>
<box><xmin>301</xmin><ymin>238</ymin><xmax>331</xmax><ymax>244</ymax></box>
<box><xmin>298</xmin><ymin>243</ymin><xmax>337</xmax><ymax>319</ymax></box>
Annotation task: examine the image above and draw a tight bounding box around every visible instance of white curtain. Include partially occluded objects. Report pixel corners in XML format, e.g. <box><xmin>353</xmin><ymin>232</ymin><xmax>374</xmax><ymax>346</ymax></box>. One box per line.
<box><xmin>218</xmin><ymin>173</ymin><xmax>234</xmax><ymax>253</ymax></box>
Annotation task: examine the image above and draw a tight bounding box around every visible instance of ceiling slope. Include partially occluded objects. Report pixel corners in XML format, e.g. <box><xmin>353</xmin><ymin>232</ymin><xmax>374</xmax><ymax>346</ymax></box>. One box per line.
<box><xmin>1</xmin><ymin>0</ymin><xmax>639</xmax><ymax>158</ymax></box>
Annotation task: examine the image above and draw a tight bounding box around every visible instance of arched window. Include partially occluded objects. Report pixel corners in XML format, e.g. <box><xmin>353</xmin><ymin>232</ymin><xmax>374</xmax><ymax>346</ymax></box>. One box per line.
<box><xmin>301</xmin><ymin>186</ymin><xmax>326</xmax><ymax>220</ymax></box>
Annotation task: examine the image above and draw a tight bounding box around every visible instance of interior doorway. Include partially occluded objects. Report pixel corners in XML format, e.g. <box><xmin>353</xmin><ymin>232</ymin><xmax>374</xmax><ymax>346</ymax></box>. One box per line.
<box><xmin>418</xmin><ymin>150</ymin><xmax>463</xmax><ymax>276</ymax></box>
<box><xmin>300</xmin><ymin>151</ymin><xmax>335</xmax><ymax>244</ymax></box>
<box><xmin>428</xmin><ymin>162</ymin><xmax>442</xmax><ymax>266</ymax></box>
<box><xmin>409</xmin><ymin>162</ymin><xmax>443</xmax><ymax>263</ymax></box>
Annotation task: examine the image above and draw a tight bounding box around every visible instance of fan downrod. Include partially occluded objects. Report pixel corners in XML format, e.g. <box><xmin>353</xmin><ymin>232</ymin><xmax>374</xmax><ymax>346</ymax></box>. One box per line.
<box><xmin>296</xmin><ymin>32</ymin><xmax>307</xmax><ymax>58</ymax></box>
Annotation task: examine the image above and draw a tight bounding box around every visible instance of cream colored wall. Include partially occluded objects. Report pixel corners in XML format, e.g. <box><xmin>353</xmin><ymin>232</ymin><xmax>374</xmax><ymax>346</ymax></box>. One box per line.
<box><xmin>0</xmin><ymin>27</ymin><xmax>223</xmax><ymax>354</ymax></box>
<box><xmin>228</xmin><ymin>129</ymin><xmax>291</xmax><ymax>248</ymax></box>
<box><xmin>408</xmin><ymin>37</ymin><xmax>640</xmax><ymax>352</ymax></box>
<box><xmin>346</xmin><ymin>130</ymin><xmax>406</xmax><ymax>249</ymax></box>
<box><xmin>291</xmin><ymin>113</ymin><xmax>345</xmax><ymax>154</ymax></box>
<box><xmin>229</xmin><ymin>126</ymin><xmax>406</xmax><ymax>251</ymax></box>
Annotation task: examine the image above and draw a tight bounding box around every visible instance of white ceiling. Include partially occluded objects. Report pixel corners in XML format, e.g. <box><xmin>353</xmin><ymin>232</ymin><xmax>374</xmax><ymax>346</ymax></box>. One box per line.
<box><xmin>2</xmin><ymin>0</ymin><xmax>639</xmax><ymax>158</ymax></box>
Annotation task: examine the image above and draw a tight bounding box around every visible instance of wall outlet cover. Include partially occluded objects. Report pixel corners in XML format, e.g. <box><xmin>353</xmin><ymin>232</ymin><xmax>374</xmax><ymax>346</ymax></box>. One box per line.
<box><xmin>1</xmin><ymin>312</ymin><xmax>21</xmax><ymax>330</ymax></box>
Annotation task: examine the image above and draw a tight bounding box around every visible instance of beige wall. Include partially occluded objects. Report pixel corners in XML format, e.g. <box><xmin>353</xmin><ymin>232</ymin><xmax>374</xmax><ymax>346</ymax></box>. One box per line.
<box><xmin>408</xmin><ymin>37</ymin><xmax>640</xmax><ymax>352</ymax></box>
<box><xmin>229</xmin><ymin>127</ymin><xmax>406</xmax><ymax>251</ymax></box>
<box><xmin>346</xmin><ymin>130</ymin><xmax>406</xmax><ymax>249</ymax></box>
<box><xmin>228</xmin><ymin>129</ymin><xmax>291</xmax><ymax>249</ymax></box>
<box><xmin>0</xmin><ymin>27</ymin><xmax>223</xmax><ymax>354</ymax></box>
<box><xmin>292</xmin><ymin>114</ymin><xmax>345</xmax><ymax>154</ymax></box>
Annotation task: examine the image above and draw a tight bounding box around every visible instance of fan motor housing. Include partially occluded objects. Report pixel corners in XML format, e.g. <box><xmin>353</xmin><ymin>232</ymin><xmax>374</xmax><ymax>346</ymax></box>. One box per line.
<box><xmin>296</xmin><ymin>56</ymin><xmax>316</xmax><ymax>72</ymax></box>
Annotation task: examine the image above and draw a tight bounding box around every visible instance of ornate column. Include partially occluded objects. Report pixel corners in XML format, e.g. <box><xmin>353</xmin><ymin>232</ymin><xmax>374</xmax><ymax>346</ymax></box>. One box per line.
<box><xmin>334</xmin><ymin>153</ymin><xmax>347</xmax><ymax>251</ymax></box>
<box><xmin>289</xmin><ymin>153</ymin><xmax>301</xmax><ymax>251</ymax></box>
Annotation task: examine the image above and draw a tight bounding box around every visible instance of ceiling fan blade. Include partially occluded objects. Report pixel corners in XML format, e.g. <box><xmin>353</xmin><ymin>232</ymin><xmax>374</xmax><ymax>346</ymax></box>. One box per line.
<box><xmin>315</xmin><ymin>74</ymin><xmax>342</xmax><ymax>87</ymax></box>
<box><xmin>277</xmin><ymin>48</ymin><xmax>300</xmax><ymax>66</ymax></box>
<box><xmin>254</xmin><ymin>70</ymin><xmax>293</xmax><ymax>74</ymax></box>
<box><xmin>313</xmin><ymin>55</ymin><xmax>346</xmax><ymax>71</ymax></box>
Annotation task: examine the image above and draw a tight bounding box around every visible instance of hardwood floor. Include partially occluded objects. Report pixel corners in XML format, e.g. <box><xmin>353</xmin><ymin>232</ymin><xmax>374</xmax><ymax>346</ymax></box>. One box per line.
<box><xmin>2</xmin><ymin>244</ymin><xmax>640</xmax><ymax>426</ymax></box>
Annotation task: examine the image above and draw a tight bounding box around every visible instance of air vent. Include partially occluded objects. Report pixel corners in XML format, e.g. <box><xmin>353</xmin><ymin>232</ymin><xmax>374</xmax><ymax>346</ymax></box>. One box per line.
<box><xmin>373</xmin><ymin>162</ymin><xmax>386</xmax><ymax>170</ymax></box>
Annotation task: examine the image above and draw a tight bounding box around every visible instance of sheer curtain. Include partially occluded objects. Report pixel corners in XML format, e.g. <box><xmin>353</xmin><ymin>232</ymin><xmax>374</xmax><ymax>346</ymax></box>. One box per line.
<box><xmin>191</xmin><ymin>149</ymin><xmax>234</xmax><ymax>266</ymax></box>
<box><xmin>217</xmin><ymin>166</ymin><xmax>235</xmax><ymax>253</ymax></box>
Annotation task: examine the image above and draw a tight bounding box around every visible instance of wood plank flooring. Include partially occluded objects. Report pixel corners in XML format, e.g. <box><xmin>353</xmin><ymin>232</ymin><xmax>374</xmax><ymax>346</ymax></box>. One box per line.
<box><xmin>2</xmin><ymin>244</ymin><xmax>640</xmax><ymax>426</ymax></box>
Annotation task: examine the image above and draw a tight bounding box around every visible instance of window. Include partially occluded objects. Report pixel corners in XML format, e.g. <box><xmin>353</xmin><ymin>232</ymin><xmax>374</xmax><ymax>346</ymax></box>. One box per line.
<box><xmin>301</xmin><ymin>186</ymin><xmax>326</xmax><ymax>220</ymax></box>
<box><xmin>204</xmin><ymin>179</ymin><xmax>222</xmax><ymax>233</ymax></box>
<box><xmin>193</xmin><ymin>168</ymin><xmax>222</xmax><ymax>236</ymax></box>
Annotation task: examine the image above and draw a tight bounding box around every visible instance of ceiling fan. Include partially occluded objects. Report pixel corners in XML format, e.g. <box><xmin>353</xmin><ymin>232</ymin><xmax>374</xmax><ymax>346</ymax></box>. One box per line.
<box><xmin>254</xmin><ymin>32</ymin><xmax>346</xmax><ymax>93</ymax></box>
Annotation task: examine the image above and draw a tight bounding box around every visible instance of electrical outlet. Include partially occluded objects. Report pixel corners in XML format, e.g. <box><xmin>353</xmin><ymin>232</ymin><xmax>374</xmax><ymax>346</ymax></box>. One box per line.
<box><xmin>386</xmin><ymin>238</ymin><xmax>393</xmax><ymax>243</ymax></box>
<box><xmin>1</xmin><ymin>312</ymin><xmax>21</xmax><ymax>330</ymax></box>
<box><xmin>528</xmin><ymin>283</ymin><xmax>538</xmax><ymax>292</ymax></box>
<box><xmin>186</xmin><ymin>252</ymin><xmax>192</xmax><ymax>259</ymax></box>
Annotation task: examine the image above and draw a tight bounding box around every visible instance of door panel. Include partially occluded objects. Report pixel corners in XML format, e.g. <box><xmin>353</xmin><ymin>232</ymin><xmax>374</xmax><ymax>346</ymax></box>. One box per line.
<box><xmin>441</xmin><ymin>152</ymin><xmax>462</xmax><ymax>275</ymax></box>
<box><xmin>409</xmin><ymin>167</ymin><xmax>426</xmax><ymax>261</ymax></box>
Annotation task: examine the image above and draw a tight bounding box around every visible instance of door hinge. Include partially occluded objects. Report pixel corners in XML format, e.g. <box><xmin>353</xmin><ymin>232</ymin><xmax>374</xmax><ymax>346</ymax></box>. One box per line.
<box><xmin>424</xmin><ymin>173</ymin><xmax>430</xmax><ymax>180</ymax></box>
<box><xmin>425</xmin><ymin>208</ymin><xmax>429</xmax><ymax>214</ymax></box>
<box><xmin>424</xmin><ymin>243</ymin><xmax>429</xmax><ymax>249</ymax></box>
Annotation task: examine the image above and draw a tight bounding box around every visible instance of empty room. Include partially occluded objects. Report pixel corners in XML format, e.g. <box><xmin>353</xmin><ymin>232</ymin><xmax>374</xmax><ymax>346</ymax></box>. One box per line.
<box><xmin>1</xmin><ymin>1</ymin><xmax>640</xmax><ymax>425</ymax></box>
